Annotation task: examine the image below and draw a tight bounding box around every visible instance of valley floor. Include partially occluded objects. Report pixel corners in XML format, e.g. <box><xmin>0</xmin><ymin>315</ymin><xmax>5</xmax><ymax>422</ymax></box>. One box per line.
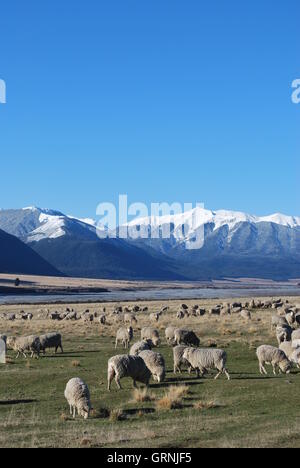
<box><xmin>1</xmin><ymin>297</ymin><xmax>300</xmax><ymax>448</ymax></box>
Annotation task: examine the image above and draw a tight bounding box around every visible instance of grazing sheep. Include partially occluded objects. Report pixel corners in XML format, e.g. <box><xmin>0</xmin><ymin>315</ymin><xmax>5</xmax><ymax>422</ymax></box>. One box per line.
<box><xmin>64</xmin><ymin>378</ymin><xmax>91</xmax><ymax>419</ymax></box>
<box><xmin>130</xmin><ymin>340</ymin><xmax>153</xmax><ymax>356</ymax></box>
<box><xmin>83</xmin><ymin>313</ymin><xmax>94</xmax><ymax>323</ymax></box>
<box><xmin>98</xmin><ymin>314</ymin><xmax>107</xmax><ymax>325</ymax></box>
<box><xmin>271</xmin><ymin>315</ymin><xmax>288</xmax><ymax>330</ymax></box>
<box><xmin>174</xmin><ymin>328</ymin><xmax>200</xmax><ymax>347</ymax></box>
<box><xmin>139</xmin><ymin>350</ymin><xmax>166</xmax><ymax>383</ymax></box>
<box><xmin>231</xmin><ymin>307</ymin><xmax>242</xmax><ymax>314</ymax></box>
<box><xmin>209</xmin><ymin>307</ymin><xmax>221</xmax><ymax>316</ymax></box>
<box><xmin>183</xmin><ymin>348</ymin><xmax>230</xmax><ymax>380</ymax></box>
<box><xmin>231</xmin><ymin>302</ymin><xmax>242</xmax><ymax>309</ymax></box>
<box><xmin>290</xmin><ymin>348</ymin><xmax>300</xmax><ymax>368</ymax></box>
<box><xmin>181</xmin><ymin>304</ymin><xmax>189</xmax><ymax>310</ymax></box>
<box><xmin>221</xmin><ymin>307</ymin><xmax>231</xmax><ymax>316</ymax></box>
<box><xmin>39</xmin><ymin>333</ymin><xmax>63</xmax><ymax>354</ymax></box>
<box><xmin>177</xmin><ymin>310</ymin><xmax>185</xmax><ymax>320</ymax></box>
<box><xmin>276</xmin><ymin>325</ymin><xmax>292</xmax><ymax>345</ymax></box>
<box><xmin>6</xmin><ymin>313</ymin><xmax>16</xmax><ymax>321</ymax></box>
<box><xmin>65</xmin><ymin>311</ymin><xmax>77</xmax><ymax>321</ymax></box>
<box><xmin>240</xmin><ymin>310</ymin><xmax>252</xmax><ymax>320</ymax></box>
<box><xmin>150</xmin><ymin>313</ymin><xmax>160</xmax><ymax>323</ymax></box>
<box><xmin>286</xmin><ymin>311</ymin><xmax>296</xmax><ymax>327</ymax></box>
<box><xmin>279</xmin><ymin>341</ymin><xmax>294</xmax><ymax>359</ymax></box>
<box><xmin>141</xmin><ymin>327</ymin><xmax>160</xmax><ymax>346</ymax></box>
<box><xmin>8</xmin><ymin>335</ymin><xmax>41</xmax><ymax>359</ymax></box>
<box><xmin>49</xmin><ymin>312</ymin><xmax>60</xmax><ymax>321</ymax></box>
<box><xmin>256</xmin><ymin>345</ymin><xmax>291</xmax><ymax>375</ymax></box>
<box><xmin>165</xmin><ymin>326</ymin><xmax>176</xmax><ymax>345</ymax></box>
<box><xmin>107</xmin><ymin>355</ymin><xmax>151</xmax><ymax>391</ymax></box>
<box><xmin>115</xmin><ymin>327</ymin><xmax>133</xmax><ymax>349</ymax></box>
<box><xmin>173</xmin><ymin>345</ymin><xmax>193</xmax><ymax>374</ymax></box>
<box><xmin>124</xmin><ymin>313</ymin><xmax>137</xmax><ymax>325</ymax></box>
<box><xmin>292</xmin><ymin>329</ymin><xmax>300</xmax><ymax>341</ymax></box>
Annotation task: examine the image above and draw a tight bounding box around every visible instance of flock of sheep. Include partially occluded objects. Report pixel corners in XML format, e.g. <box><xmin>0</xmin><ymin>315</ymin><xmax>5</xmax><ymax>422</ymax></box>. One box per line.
<box><xmin>1</xmin><ymin>297</ymin><xmax>300</xmax><ymax>420</ymax></box>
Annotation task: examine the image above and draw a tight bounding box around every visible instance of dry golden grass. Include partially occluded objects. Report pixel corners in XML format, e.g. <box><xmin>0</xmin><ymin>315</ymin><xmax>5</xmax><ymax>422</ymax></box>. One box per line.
<box><xmin>71</xmin><ymin>360</ymin><xmax>80</xmax><ymax>367</ymax></box>
<box><xmin>193</xmin><ymin>400</ymin><xmax>220</xmax><ymax>410</ymax></box>
<box><xmin>109</xmin><ymin>409</ymin><xmax>126</xmax><ymax>422</ymax></box>
<box><xmin>156</xmin><ymin>385</ymin><xmax>190</xmax><ymax>411</ymax></box>
<box><xmin>132</xmin><ymin>388</ymin><xmax>155</xmax><ymax>403</ymax></box>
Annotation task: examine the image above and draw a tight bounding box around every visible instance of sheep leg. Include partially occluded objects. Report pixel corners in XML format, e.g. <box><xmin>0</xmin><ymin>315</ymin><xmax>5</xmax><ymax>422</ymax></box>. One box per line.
<box><xmin>115</xmin><ymin>339</ymin><xmax>118</xmax><ymax>350</ymax></box>
<box><xmin>73</xmin><ymin>406</ymin><xmax>76</xmax><ymax>419</ymax></box>
<box><xmin>272</xmin><ymin>363</ymin><xmax>277</xmax><ymax>375</ymax></box>
<box><xmin>108</xmin><ymin>367</ymin><xmax>115</xmax><ymax>391</ymax></box>
<box><xmin>115</xmin><ymin>375</ymin><xmax>122</xmax><ymax>390</ymax></box>
<box><xmin>259</xmin><ymin>362</ymin><xmax>267</xmax><ymax>375</ymax></box>
<box><xmin>69</xmin><ymin>405</ymin><xmax>72</xmax><ymax>416</ymax></box>
<box><xmin>214</xmin><ymin>370</ymin><xmax>222</xmax><ymax>380</ymax></box>
<box><xmin>223</xmin><ymin>369</ymin><xmax>231</xmax><ymax>381</ymax></box>
<box><xmin>60</xmin><ymin>344</ymin><xmax>64</xmax><ymax>353</ymax></box>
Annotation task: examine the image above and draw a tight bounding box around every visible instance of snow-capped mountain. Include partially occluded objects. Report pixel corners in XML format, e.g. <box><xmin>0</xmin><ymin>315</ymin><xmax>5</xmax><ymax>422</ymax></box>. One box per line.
<box><xmin>0</xmin><ymin>206</ymin><xmax>299</xmax><ymax>280</ymax></box>
<box><xmin>122</xmin><ymin>207</ymin><xmax>300</xmax><ymax>253</ymax></box>
<box><xmin>0</xmin><ymin>207</ymin><xmax>104</xmax><ymax>243</ymax></box>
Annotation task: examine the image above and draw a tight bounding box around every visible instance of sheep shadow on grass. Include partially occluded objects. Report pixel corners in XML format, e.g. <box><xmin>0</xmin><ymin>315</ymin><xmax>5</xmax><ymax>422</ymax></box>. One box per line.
<box><xmin>0</xmin><ymin>399</ymin><xmax>38</xmax><ymax>405</ymax></box>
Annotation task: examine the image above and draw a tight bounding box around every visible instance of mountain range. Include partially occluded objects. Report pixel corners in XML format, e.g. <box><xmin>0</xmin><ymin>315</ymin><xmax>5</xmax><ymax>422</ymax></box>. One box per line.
<box><xmin>0</xmin><ymin>206</ymin><xmax>299</xmax><ymax>280</ymax></box>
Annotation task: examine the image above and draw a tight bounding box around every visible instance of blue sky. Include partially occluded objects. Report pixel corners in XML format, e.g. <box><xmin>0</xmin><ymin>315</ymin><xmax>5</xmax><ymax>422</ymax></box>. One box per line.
<box><xmin>0</xmin><ymin>0</ymin><xmax>299</xmax><ymax>218</ymax></box>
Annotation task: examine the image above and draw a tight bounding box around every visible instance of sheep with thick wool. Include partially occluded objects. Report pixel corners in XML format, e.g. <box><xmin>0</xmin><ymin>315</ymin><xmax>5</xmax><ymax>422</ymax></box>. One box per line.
<box><xmin>174</xmin><ymin>328</ymin><xmax>200</xmax><ymax>347</ymax></box>
<box><xmin>256</xmin><ymin>345</ymin><xmax>291</xmax><ymax>375</ymax></box>
<box><xmin>165</xmin><ymin>326</ymin><xmax>176</xmax><ymax>346</ymax></box>
<box><xmin>115</xmin><ymin>327</ymin><xmax>133</xmax><ymax>349</ymax></box>
<box><xmin>129</xmin><ymin>340</ymin><xmax>153</xmax><ymax>356</ymax></box>
<box><xmin>183</xmin><ymin>347</ymin><xmax>230</xmax><ymax>380</ymax></box>
<box><xmin>39</xmin><ymin>333</ymin><xmax>63</xmax><ymax>354</ymax></box>
<box><xmin>64</xmin><ymin>378</ymin><xmax>92</xmax><ymax>419</ymax></box>
<box><xmin>7</xmin><ymin>335</ymin><xmax>41</xmax><ymax>359</ymax></box>
<box><xmin>139</xmin><ymin>350</ymin><xmax>166</xmax><ymax>383</ymax></box>
<box><xmin>107</xmin><ymin>355</ymin><xmax>151</xmax><ymax>391</ymax></box>
<box><xmin>173</xmin><ymin>345</ymin><xmax>193</xmax><ymax>374</ymax></box>
<box><xmin>141</xmin><ymin>327</ymin><xmax>160</xmax><ymax>346</ymax></box>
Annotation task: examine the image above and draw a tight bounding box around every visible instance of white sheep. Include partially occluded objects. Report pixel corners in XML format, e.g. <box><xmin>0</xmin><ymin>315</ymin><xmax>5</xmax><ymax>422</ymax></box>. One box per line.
<box><xmin>115</xmin><ymin>327</ymin><xmax>133</xmax><ymax>349</ymax></box>
<box><xmin>141</xmin><ymin>327</ymin><xmax>160</xmax><ymax>346</ymax></box>
<box><xmin>139</xmin><ymin>350</ymin><xmax>166</xmax><ymax>383</ymax></box>
<box><xmin>256</xmin><ymin>345</ymin><xmax>291</xmax><ymax>375</ymax></box>
<box><xmin>240</xmin><ymin>310</ymin><xmax>251</xmax><ymax>320</ymax></box>
<box><xmin>279</xmin><ymin>341</ymin><xmax>294</xmax><ymax>360</ymax></box>
<box><xmin>183</xmin><ymin>348</ymin><xmax>230</xmax><ymax>380</ymax></box>
<box><xmin>64</xmin><ymin>378</ymin><xmax>92</xmax><ymax>419</ymax></box>
<box><xmin>8</xmin><ymin>335</ymin><xmax>41</xmax><ymax>359</ymax></box>
<box><xmin>174</xmin><ymin>328</ymin><xmax>200</xmax><ymax>347</ymax></box>
<box><xmin>276</xmin><ymin>325</ymin><xmax>292</xmax><ymax>345</ymax></box>
<box><xmin>124</xmin><ymin>313</ymin><xmax>137</xmax><ymax>325</ymax></box>
<box><xmin>129</xmin><ymin>340</ymin><xmax>153</xmax><ymax>356</ymax></box>
<box><xmin>150</xmin><ymin>313</ymin><xmax>160</xmax><ymax>323</ymax></box>
<box><xmin>290</xmin><ymin>348</ymin><xmax>300</xmax><ymax>368</ymax></box>
<box><xmin>107</xmin><ymin>355</ymin><xmax>151</xmax><ymax>391</ymax></box>
<box><xmin>173</xmin><ymin>345</ymin><xmax>193</xmax><ymax>374</ymax></box>
<box><xmin>165</xmin><ymin>326</ymin><xmax>176</xmax><ymax>346</ymax></box>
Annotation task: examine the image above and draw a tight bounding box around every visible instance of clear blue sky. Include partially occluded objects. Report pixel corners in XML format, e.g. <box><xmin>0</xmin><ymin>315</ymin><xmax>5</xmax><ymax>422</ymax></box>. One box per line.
<box><xmin>0</xmin><ymin>0</ymin><xmax>299</xmax><ymax>218</ymax></box>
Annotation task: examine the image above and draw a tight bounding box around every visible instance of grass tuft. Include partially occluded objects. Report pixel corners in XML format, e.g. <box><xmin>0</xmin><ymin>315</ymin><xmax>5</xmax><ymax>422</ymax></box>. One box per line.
<box><xmin>132</xmin><ymin>388</ymin><xmax>156</xmax><ymax>403</ymax></box>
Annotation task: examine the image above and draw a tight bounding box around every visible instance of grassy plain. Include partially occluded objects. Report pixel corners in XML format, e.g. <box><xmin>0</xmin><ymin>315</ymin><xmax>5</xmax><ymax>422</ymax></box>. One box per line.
<box><xmin>1</xmin><ymin>296</ymin><xmax>300</xmax><ymax>448</ymax></box>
